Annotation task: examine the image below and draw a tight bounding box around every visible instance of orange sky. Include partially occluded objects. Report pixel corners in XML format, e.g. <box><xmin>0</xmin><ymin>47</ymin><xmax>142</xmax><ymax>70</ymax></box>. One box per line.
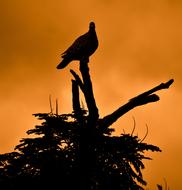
<box><xmin>0</xmin><ymin>0</ymin><xmax>182</xmax><ymax>189</ymax></box>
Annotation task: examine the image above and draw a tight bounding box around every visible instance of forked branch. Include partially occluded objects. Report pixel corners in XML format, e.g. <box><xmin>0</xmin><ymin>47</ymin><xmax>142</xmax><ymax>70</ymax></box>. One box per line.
<box><xmin>99</xmin><ymin>79</ymin><xmax>174</xmax><ymax>131</ymax></box>
<box><xmin>70</xmin><ymin>59</ymin><xmax>99</xmax><ymax>125</ymax></box>
<box><xmin>70</xmin><ymin>69</ymin><xmax>84</xmax><ymax>92</ymax></box>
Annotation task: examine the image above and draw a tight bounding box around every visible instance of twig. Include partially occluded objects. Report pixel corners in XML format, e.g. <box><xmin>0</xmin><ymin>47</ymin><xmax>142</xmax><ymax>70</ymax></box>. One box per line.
<box><xmin>56</xmin><ymin>98</ymin><xmax>58</xmax><ymax>115</ymax></box>
<box><xmin>49</xmin><ymin>95</ymin><xmax>53</xmax><ymax>114</ymax></box>
<box><xmin>131</xmin><ymin>116</ymin><xmax>136</xmax><ymax>136</ymax></box>
<box><xmin>140</xmin><ymin>124</ymin><xmax>149</xmax><ymax>143</ymax></box>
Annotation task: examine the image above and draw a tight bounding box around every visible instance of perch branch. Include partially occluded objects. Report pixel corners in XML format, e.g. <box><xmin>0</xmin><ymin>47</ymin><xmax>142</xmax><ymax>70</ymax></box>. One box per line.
<box><xmin>79</xmin><ymin>58</ymin><xmax>99</xmax><ymax>123</ymax></box>
<box><xmin>99</xmin><ymin>79</ymin><xmax>174</xmax><ymax>131</ymax></box>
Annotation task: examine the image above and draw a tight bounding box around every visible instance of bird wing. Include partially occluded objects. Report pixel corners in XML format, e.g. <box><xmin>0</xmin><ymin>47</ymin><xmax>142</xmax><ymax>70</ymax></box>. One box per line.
<box><xmin>61</xmin><ymin>32</ymin><xmax>89</xmax><ymax>58</ymax></box>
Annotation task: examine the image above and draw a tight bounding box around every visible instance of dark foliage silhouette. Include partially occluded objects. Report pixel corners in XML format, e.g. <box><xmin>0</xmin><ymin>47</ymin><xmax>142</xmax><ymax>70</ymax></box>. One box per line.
<box><xmin>0</xmin><ymin>22</ymin><xmax>173</xmax><ymax>189</ymax></box>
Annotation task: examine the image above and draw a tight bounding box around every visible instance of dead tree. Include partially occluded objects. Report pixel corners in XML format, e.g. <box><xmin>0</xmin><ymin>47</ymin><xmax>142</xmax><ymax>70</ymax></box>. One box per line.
<box><xmin>69</xmin><ymin>56</ymin><xmax>173</xmax><ymax>189</ymax></box>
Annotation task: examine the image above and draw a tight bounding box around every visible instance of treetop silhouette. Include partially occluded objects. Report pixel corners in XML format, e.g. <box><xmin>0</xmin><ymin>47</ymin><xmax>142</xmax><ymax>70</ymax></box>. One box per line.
<box><xmin>0</xmin><ymin>22</ymin><xmax>173</xmax><ymax>189</ymax></box>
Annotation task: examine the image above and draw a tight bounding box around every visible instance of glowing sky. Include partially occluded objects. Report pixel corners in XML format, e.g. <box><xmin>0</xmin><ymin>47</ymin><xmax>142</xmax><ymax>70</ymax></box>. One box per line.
<box><xmin>0</xmin><ymin>0</ymin><xmax>182</xmax><ymax>189</ymax></box>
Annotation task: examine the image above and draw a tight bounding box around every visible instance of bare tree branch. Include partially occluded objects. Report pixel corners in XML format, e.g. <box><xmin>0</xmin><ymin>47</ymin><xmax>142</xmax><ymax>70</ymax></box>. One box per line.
<box><xmin>70</xmin><ymin>69</ymin><xmax>84</xmax><ymax>92</ymax></box>
<box><xmin>129</xmin><ymin>79</ymin><xmax>174</xmax><ymax>102</ymax></box>
<box><xmin>99</xmin><ymin>79</ymin><xmax>174</xmax><ymax>131</ymax></box>
<box><xmin>71</xmin><ymin>79</ymin><xmax>88</xmax><ymax>129</ymax></box>
<box><xmin>72</xmin><ymin>80</ymin><xmax>81</xmax><ymax>112</ymax></box>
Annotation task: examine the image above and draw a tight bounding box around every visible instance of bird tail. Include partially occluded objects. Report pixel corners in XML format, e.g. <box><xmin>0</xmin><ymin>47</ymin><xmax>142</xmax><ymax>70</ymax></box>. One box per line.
<box><xmin>57</xmin><ymin>58</ymin><xmax>70</xmax><ymax>69</ymax></box>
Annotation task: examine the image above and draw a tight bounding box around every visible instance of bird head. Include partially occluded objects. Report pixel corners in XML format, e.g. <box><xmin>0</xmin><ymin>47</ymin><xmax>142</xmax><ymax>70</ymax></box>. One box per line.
<box><xmin>89</xmin><ymin>22</ymin><xmax>95</xmax><ymax>30</ymax></box>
